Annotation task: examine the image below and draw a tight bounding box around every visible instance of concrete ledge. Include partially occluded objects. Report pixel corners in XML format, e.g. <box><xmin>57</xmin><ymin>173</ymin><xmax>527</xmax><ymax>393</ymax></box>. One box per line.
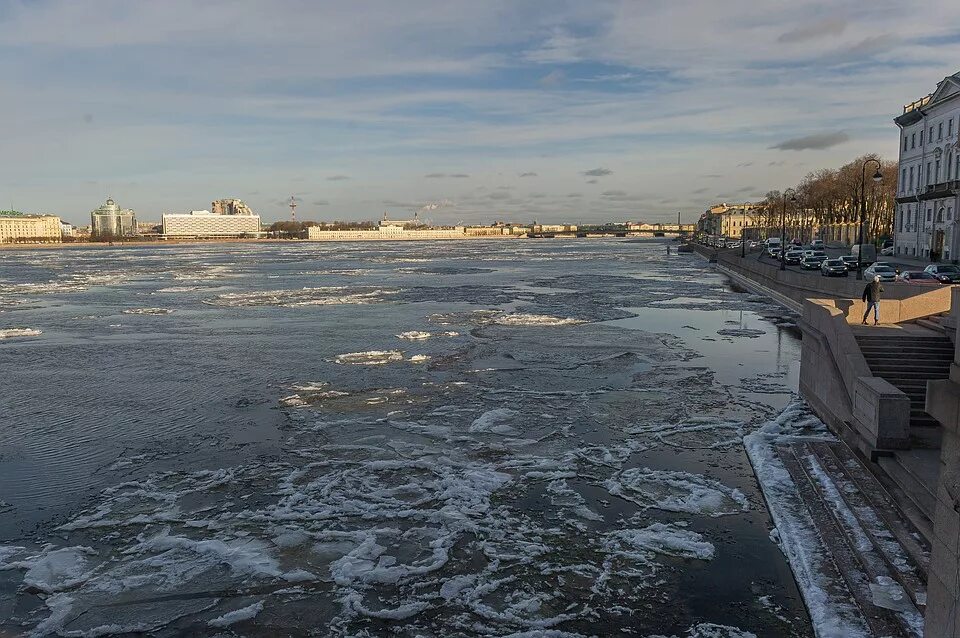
<box><xmin>853</xmin><ymin>376</ymin><xmax>911</xmax><ymax>450</ymax></box>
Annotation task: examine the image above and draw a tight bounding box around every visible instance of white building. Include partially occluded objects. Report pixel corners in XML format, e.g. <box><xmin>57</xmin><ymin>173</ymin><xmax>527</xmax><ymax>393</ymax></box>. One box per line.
<box><xmin>306</xmin><ymin>222</ymin><xmax>517</xmax><ymax>241</ymax></box>
<box><xmin>894</xmin><ymin>71</ymin><xmax>960</xmax><ymax>261</ymax></box>
<box><xmin>162</xmin><ymin>210</ymin><xmax>262</xmax><ymax>237</ymax></box>
<box><xmin>0</xmin><ymin>214</ymin><xmax>62</xmax><ymax>243</ymax></box>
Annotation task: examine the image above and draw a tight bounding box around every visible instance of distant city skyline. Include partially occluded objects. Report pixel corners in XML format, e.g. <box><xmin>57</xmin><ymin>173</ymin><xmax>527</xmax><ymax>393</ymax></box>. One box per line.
<box><xmin>2</xmin><ymin>0</ymin><xmax>959</xmax><ymax>225</ymax></box>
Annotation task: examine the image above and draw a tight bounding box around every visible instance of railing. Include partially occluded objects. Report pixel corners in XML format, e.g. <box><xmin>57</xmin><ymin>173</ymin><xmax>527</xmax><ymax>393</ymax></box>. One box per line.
<box><xmin>903</xmin><ymin>94</ymin><xmax>932</xmax><ymax>114</ymax></box>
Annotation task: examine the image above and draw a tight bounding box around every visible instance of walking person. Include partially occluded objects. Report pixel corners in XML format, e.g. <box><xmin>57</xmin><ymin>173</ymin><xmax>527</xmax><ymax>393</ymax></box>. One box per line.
<box><xmin>861</xmin><ymin>275</ymin><xmax>883</xmax><ymax>325</ymax></box>
<box><xmin>666</xmin><ymin>245</ymin><xmax>671</xmax><ymax>256</ymax></box>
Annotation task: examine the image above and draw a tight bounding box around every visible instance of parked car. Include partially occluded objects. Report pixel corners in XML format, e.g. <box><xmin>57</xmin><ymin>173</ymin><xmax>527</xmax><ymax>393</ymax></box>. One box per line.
<box><xmin>784</xmin><ymin>249</ymin><xmax>804</xmax><ymax>265</ymax></box>
<box><xmin>899</xmin><ymin>271</ymin><xmax>940</xmax><ymax>285</ymax></box>
<box><xmin>748</xmin><ymin>240</ymin><xmax>760</xmax><ymax>249</ymax></box>
<box><xmin>863</xmin><ymin>264</ymin><xmax>898</xmax><ymax>282</ymax></box>
<box><xmin>880</xmin><ymin>246</ymin><xmax>894</xmax><ymax>256</ymax></box>
<box><xmin>820</xmin><ymin>258</ymin><xmax>848</xmax><ymax>277</ymax></box>
<box><xmin>924</xmin><ymin>264</ymin><xmax>960</xmax><ymax>283</ymax></box>
<box><xmin>801</xmin><ymin>255</ymin><xmax>825</xmax><ymax>270</ymax></box>
<box><xmin>840</xmin><ymin>255</ymin><xmax>859</xmax><ymax>270</ymax></box>
<box><xmin>809</xmin><ymin>239</ymin><xmax>825</xmax><ymax>250</ymax></box>
<box><xmin>727</xmin><ymin>240</ymin><xmax>742</xmax><ymax>249</ymax></box>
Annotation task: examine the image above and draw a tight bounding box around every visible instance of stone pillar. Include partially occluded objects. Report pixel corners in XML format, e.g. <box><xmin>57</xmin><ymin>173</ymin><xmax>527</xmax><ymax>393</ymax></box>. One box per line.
<box><xmin>925</xmin><ymin>286</ymin><xmax>960</xmax><ymax>636</ymax></box>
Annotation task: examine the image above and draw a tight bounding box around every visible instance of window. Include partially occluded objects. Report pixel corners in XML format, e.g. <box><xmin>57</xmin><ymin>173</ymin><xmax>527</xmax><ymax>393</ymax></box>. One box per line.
<box><xmin>928</xmin><ymin>208</ymin><xmax>933</xmax><ymax>221</ymax></box>
<box><xmin>901</xmin><ymin>167</ymin><xmax>907</xmax><ymax>192</ymax></box>
<box><xmin>938</xmin><ymin>208</ymin><xmax>944</xmax><ymax>222</ymax></box>
<box><xmin>951</xmin><ymin>118</ymin><xmax>955</xmax><ymax>137</ymax></box>
<box><xmin>936</xmin><ymin>159</ymin><xmax>941</xmax><ymax>182</ymax></box>
<box><xmin>939</xmin><ymin>122</ymin><xmax>944</xmax><ymax>139</ymax></box>
<box><xmin>921</xmin><ymin>130</ymin><xmax>924</xmax><ymax>145</ymax></box>
<box><xmin>928</xmin><ymin>162</ymin><xmax>933</xmax><ymax>185</ymax></box>
<box><xmin>909</xmin><ymin>166</ymin><xmax>914</xmax><ymax>190</ymax></box>
<box><xmin>930</xmin><ymin>126</ymin><xmax>934</xmax><ymax>140</ymax></box>
<box><xmin>912</xmin><ymin>133</ymin><xmax>916</xmax><ymax>148</ymax></box>
<box><xmin>905</xmin><ymin>136</ymin><xmax>909</xmax><ymax>151</ymax></box>
<box><xmin>950</xmin><ymin>208</ymin><xmax>954</xmax><ymax>221</ymax></box>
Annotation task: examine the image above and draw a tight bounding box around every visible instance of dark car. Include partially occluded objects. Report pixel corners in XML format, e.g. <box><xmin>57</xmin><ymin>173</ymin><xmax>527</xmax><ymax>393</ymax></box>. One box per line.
<box><xmin>840</xmin><ymin>255</ymin><xmax>859</xmax><ymax>270</ymax></box>
<box><xmin>800</xmin><ymin>254</ymin><xmax>825</xmax><ymax>270</ymax></box>
<box><xmin>784</xmin><ymin>249</ymin><xmax>804</xmax><ymax>265</ymax></box>
<box><xmin>900</xmin><ymin>271</ymin><xmax>940</xmax><ymax>285</ymax></box>
<box><xmin>820</xmin><ymin>258</ymin><xmax>848</xmax><ymax>277</ymax></box>
<box><xmin>924</xmin><ymin>264</ymin><xmax>960</xmax><ymax>283</ymax></box>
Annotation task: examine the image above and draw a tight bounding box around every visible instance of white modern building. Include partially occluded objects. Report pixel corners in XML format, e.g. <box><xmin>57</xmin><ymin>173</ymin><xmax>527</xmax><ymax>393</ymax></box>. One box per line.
<box><xmin>90</xmin><ymin>198</ymin><xmax>137</xmax><ymax>239</ymax></box>
<box><xmin>161</xmin><ymin>210</ymin><xmax>262</xmax><ymax>237</ymax></box>
<box><xmin>894</xmin><ymin>71</ymin><xmax>960</xmax><ymax>261</ymax></box>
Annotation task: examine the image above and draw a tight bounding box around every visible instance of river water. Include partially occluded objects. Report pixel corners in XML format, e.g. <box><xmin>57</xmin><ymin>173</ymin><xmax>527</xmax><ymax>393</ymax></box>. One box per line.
<box><xmin>0</xmin><ymin>239</ymin><xmax>812</xmax><ymax>637</ymax></box>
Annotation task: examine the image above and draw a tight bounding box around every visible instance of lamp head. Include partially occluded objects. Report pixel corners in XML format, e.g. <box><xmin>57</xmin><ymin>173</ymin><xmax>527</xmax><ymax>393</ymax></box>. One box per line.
<box><xmin>872</xmin><ymin>170</ymin><xmax>883</xmax><ymax>183</ymax></box>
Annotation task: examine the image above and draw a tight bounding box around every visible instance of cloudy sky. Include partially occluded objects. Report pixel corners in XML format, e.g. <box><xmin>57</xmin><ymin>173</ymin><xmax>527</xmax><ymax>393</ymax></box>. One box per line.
<box><xmin>2</xmin><ymin>1</ymin><xmax>959</xmax><ymax>225</ymax></box>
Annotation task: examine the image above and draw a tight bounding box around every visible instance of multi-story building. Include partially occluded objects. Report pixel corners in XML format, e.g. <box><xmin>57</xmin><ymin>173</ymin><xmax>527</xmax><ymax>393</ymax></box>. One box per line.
<box><xmin>211</xmin><ymin>198</ymin><xmax>256</xmax><ymax>216</ymax></box>
<box><xmin>894</xmin><ymin>71</ymin><xmax>960</xmax><ymax>261</ymax></box>
<box><xmin>162</xmin><ymin>210</ymin><xmax>262</xmax><ymax>237</ymax></box>
<box><xmin>0</xmin><ymin>212</ymin><xmax>62</xmax><ymax>243</ymax></box>
<box><xmin>90</xmin><ymin>198</ymin><xmax>137</xmax><ymax>239</ymax></box>
<box><xmin>697</xmin><ymin>203</ymin><xmax>759</xmax><ymax>239</ymax></box>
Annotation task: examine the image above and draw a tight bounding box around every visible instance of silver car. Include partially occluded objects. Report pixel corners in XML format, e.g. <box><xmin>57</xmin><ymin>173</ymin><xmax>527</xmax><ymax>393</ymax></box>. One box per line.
<box><xmin>863</xmin><ymin>264</ymin><xmax>897</xmax><ymax>282</ymax></box>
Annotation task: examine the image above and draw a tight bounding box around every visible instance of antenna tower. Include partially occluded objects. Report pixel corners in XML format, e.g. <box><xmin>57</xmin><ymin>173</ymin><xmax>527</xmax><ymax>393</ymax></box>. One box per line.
<box><xmin>289</xmin><ymin>196</ymin><xmax>298</xmax><ymax>222</ymax></box>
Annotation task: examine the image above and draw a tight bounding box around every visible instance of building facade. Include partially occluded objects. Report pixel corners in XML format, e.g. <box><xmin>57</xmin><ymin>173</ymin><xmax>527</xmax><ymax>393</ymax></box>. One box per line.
<box><xmin>162</xmin><ymin>211</ymin><xmax>262</xmax><ymax>237</ymax></box>
<box><xmin>697</xmin><ymin>203</ymin><xmax>759</xmax><ymax>239</ymax></box>
<box><xmin>0</xmin><ymin>213</ymin><xmax>62</xmax><ymax>243</ymax></box>
<box><xmin>894</xmin><ymin>72</ymin><xmax>960</xmax><ymax>261</ymax></box>
<box><xmin>90</xmin><ymin>198</ymin><xmax>137</xmax><ymax>239</ymax></box>
<box><xmin>306</xmin><ymin>222</ymin><xmax>518</xmax><ymax>241</ymax></box>
<box><xmin>211</xmin><ymin>198</ymin><xmax>256</xmax><ymax>216</ymax></box>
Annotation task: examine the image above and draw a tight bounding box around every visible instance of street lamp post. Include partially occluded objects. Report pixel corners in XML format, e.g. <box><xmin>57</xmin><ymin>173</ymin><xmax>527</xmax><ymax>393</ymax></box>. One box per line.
<box><xmin>856</xmin><ymin>158</ymin><xmax>883</xmax><ymax>280</ymax></box>
<box><xmin>780</xmin><ymin>189</ymin><xmax>797</xmax><ymax>271</ymax></box>
<box><xmin>741</xmin><ymin>208</ymin><xmax>747</xmax><ymax>258</ymax></box>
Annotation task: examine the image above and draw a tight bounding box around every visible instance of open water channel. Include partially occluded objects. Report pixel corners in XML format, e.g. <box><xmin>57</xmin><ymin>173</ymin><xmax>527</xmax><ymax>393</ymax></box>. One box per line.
<box><xmin>0</xmin><ymin>239</ymin><xmax>813</xmax><ymax>637</ymax></box>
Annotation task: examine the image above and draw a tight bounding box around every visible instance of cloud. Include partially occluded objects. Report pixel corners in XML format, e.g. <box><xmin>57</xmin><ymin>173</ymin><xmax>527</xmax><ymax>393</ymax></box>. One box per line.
<box><xmin>692</xmin><ymin>187</ymin><xmax>710</xmax><ymax>194</ymax></box>
<box><xmin>735</xmin><ymin>162</ymin><xmax>753</xmax><ymax>168</ymax></box>
<box><xmin>770</xmin><ymin>131</ymin><xmax>850</xmax><ymax>151</ymax></box>
<box><xmin>834</xmin><ymin>34</ymin><xmax>899</xmax><ymax>61</ymax></box>
<box><xmin>539</xmin><ymin>69</ymin><xmax>566</xmax><ymax>88</ymax></box>
<box><xmin>519</xmin><ymin>171</ymin><xmax>538</xmax><ymax>177</ymax></box>
<box><xmin>424</xmin><ymin>173</ymin><xmax>447</xmax><ymax>178</ymax></box>
<box><xmin>312</xmin><ymin>199</ymin><xmax>329</xmax><ymax>206</ymax></box>
<box><xmin>450</xmin><ymin>173</ymin><xmax>470</xmax><ymax>178</ymax></box>
<box><xmin>736</xmin><ymin>186</ymin><xmax>756</xmax><ymax>193</ymax></box>
<box><xmin>700</xmin><ymin>174</ymin><xmax>723</xmax><ymax>179</ymax></box>
<box><xmin>488</xmin><ymin>191</ymin><xmax>511</xmax><ymax>200</ymax></box>
<box><xmin>582</xmin><ymin>168</ymin><xmax>613</xmax><ymax>177</ymax></box>
<box><xmin>418</xmin><ymin>199</ymin><xmax>455</xmax><ymax>212</ymax></box>
<box><xmin>326</xmin><ymin>174</ymin><xmax>351</xmax><ymax>181</ymax></box>
<box><xmin>567</xmin><ymin>193</ymin><xmax>582</xmax><ymax>198</ymax></box>
<box><xmin>585</xmin><ymin>179</ymin><xmax>599</xmax><ymax>184</ymax></box>
<box><xmin>777</xmin><ymin>17</ymin><xmax>847</xmax><ymax>43</ymax></box>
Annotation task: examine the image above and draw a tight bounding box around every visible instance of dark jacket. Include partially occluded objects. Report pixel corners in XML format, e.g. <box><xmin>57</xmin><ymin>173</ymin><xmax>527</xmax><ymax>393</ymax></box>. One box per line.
<box><xmin>862</xmin><ymin>281</ymin><xmax>883</xmax><ymax>303</ymax></box>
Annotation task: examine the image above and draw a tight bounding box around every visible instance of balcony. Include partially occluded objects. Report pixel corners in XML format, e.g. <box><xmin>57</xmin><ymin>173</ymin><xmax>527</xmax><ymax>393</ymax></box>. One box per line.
<box><xmin>896</xmin><ymin>180</ymin><xmax>960</xmax><ymax>203</ymax></box>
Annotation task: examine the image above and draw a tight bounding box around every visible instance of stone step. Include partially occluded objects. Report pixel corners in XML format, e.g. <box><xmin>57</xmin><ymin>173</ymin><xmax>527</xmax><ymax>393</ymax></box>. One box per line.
<box><xmin>857</xmin><ymin>335</ymin><xmax>951</xmax><ymax>343</ymax></box>
<box><xmin>778</xmin><ymin>444</ymin><xmax>917</xmax><ymax>636</ymax></box>
<box><xmin>862</xmin><ymin>355</ymin><xmax>955</xmax><ymax>365</ymax></box>
<box><xmin>823</xmin><ymin>443</ymin><xmax>930</xmax><ymax>579</ymax></box>
<box><xmin>876</xmin><ymin>453</ymin><xmax>938</xmax><ymax>536</ymax></box>
<box><xmin>916</xmin><ymin>318</ymin><xmax>947</xmax><ymax>333</ymax></box>
<box><xmin>910</xmin><ymin>425</ymin><xmax>943</xmax><ymax>448</ymax></box>
<box><xmin>811</xmin><ymin>442</ymin><xmax>929</xmax><ymax>610</ymax></box>
<box><xmin>870</xmin><ymin>370</ymin><xmax>950</xmax><ymax>380</ymax></box>
<box><xmin>859</xmin><ymin>345</ymin><xmax>955</xmax><ymax>354</ymax></box>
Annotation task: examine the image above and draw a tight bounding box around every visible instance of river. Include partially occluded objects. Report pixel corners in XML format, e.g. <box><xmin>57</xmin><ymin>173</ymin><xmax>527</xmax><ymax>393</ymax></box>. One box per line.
<box><xmin>0</xmin><ymin>239</ymin><xmax>812</xmax><ymax>637</ymax></box>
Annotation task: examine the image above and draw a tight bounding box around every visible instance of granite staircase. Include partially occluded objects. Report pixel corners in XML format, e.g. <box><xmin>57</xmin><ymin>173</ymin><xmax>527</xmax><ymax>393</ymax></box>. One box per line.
<box><xmin>854</xmin><ymin>328</ymin><xmax>953</xmax><ymax>536</ymax></box>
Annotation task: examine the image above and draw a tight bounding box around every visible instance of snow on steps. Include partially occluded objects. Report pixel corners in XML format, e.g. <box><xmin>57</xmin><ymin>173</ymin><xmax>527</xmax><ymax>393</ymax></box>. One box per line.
<box><xmin>747</xmin><ymin>432</ymin><xmax>928</xmax><ymax>637</ymax></box>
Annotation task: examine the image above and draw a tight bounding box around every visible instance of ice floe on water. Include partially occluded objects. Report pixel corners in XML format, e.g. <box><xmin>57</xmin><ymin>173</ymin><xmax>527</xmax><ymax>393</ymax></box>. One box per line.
<box><xmin>0</xmin><ymin>327</ymin><xmax>42</xmax><ymax>339</ymax></box>
<box><xmin>333</xmin><ymin>350</ymin><xmax>405</xmax><ymax>365</ymax></box>
<box><xmin>122</xmin><ymin>307</ymin><xmax>174</xmax><ymax>315</ymax></box>
<box><xmin>205</xmin><ymin>286</ymin><xmax>395</xmax><ymax>307</ymax></box>
<box><xmin>396</xmin><ymin>330</ymin><xmax>459</xmax><ymax>340</ymax></box>
<box><xmin>427</xmin><ymin>309</ymin><xmax>585</xmax><ymax>327</ymax></box>
<box><xmin>605</xmin><ymin>468</ymin><xmax>750</xmax><ymax>517</ymax></box>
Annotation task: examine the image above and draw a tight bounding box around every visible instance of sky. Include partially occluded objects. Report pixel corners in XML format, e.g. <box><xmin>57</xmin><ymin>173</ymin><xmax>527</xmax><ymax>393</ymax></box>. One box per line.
<box><xmin>2</xmin><ymin>0</ymin><xmax>959</xmax><ymax>225</ymax></box>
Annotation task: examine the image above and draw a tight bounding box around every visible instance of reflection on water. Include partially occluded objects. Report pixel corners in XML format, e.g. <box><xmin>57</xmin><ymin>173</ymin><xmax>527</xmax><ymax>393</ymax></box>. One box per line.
<box><xmin>0</xmin><ymin>239</ymin><xmax>809</xmax><ymax>636</ymax></box>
